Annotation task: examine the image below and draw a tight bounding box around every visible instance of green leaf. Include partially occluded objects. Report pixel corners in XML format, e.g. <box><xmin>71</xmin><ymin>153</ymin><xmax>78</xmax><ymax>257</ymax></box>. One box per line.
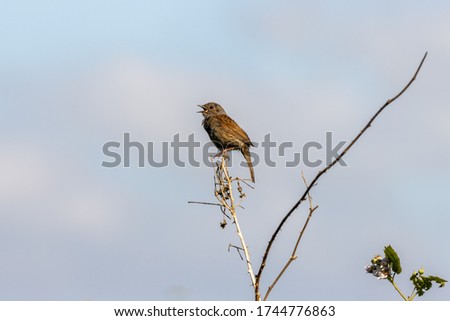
<box><xmin>428</xmin><ymin>275</ymin><xmax>447</xmax><ymax>288</ymax></box>
<box><xmin>410</xmin><ymin>271</ymin><xmax>447</xmax><ymax>297</ymax></box>
<box><xmin>384</xmin><ymin>245</ymin><xmax>402</xmax><ymax>274</ymax></box>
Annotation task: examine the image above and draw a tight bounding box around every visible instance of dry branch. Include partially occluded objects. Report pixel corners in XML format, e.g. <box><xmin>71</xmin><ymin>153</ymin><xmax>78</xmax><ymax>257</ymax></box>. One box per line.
<box><xmin>254</xmin><ymin>52</ymin><xmax>428</xmax><ymax>300</ymax></box>
<box><xmin>214</xmin><ymin>156</ymin><xmax>257</xmax><ymax>289</ymax></box>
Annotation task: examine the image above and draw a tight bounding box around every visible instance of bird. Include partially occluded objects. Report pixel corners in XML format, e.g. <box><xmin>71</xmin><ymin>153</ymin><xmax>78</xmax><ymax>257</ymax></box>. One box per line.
<box><xmin>198</xmin><ymin>102</ymin><xmax>255</xmax><ymax>183</ymax></box>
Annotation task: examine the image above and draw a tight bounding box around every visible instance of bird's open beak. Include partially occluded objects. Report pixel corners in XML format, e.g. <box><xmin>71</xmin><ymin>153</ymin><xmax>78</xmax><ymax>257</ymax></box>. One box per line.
<box><xmin>197</xmin><ymin>104</ymin><xmax>205</xmax><ymax>113</ymax></box>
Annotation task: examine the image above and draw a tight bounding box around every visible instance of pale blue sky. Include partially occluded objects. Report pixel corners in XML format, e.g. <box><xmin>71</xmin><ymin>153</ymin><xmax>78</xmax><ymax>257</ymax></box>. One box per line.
<box><xmin>1</xmin><ymin>1</ymin><xmax>449</xmax><ymax>300</ymax></box>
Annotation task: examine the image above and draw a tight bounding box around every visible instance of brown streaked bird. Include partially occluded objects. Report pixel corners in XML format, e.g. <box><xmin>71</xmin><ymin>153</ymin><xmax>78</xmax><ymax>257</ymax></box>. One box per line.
<box><xmin>198</xmin><ymin>102</ymin><xmax>255</xmax><ymax>183</ymax></box>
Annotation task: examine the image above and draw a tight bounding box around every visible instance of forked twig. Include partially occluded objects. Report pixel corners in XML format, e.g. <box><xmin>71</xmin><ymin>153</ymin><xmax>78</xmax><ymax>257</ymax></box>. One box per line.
<box><xmin>254</xmin><ymin>52</ymin><xmax>428</xmax><ymax>300</ymax></box>
<box><xmin>263</xmin><ymin>172</ymin><xmax>318</xmax><ymax>300</ymax></box>
<box><xmin>228</xmin><ymin>244</ymin><xmax>244</xmax><ymax>260</ymax></box>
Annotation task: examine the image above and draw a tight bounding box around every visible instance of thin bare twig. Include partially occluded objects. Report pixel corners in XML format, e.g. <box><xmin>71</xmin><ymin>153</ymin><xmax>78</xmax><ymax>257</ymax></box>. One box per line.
<box><xmin>188</xmin><ymin>201</ymin><xmax>222</xmax><ymax>206</ymax></box>
<box><xmin>263</xmin><ymin>172</ymin><xmax>318</xmax><ymax>300</ymax></box>
<box><xmin>188</xmin><ymin>200</ymin><xmax>231</xmax><ymax>221</ymax></box>
<box><xmin>228</xmin><ymin>244</ymin><xmax>244</xmax><ymax>260</ymax></box>
<box><xmin>254</xmin><ymin>52</ymin><xmax>428</xmax><ymax>300</ymax></box>
<box><xmin>236</xmin><ymin>179</ymin><xmax>255</xmax><ymax>189</ymax></box>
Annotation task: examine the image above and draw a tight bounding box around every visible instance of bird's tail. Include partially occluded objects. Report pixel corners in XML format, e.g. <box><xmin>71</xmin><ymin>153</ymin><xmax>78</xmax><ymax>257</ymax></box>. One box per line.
<box><xmin>241</xmin><ymin>145</ymin><xmax>255</xmax><ymax>183</ymax></box>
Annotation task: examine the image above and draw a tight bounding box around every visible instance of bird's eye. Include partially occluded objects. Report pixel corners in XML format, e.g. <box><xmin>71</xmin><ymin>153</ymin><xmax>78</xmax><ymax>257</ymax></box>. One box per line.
<box><xmin>209</xmin><ymin>106</ymin><xmax>213</xmax><ymax>109</ymax></box>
